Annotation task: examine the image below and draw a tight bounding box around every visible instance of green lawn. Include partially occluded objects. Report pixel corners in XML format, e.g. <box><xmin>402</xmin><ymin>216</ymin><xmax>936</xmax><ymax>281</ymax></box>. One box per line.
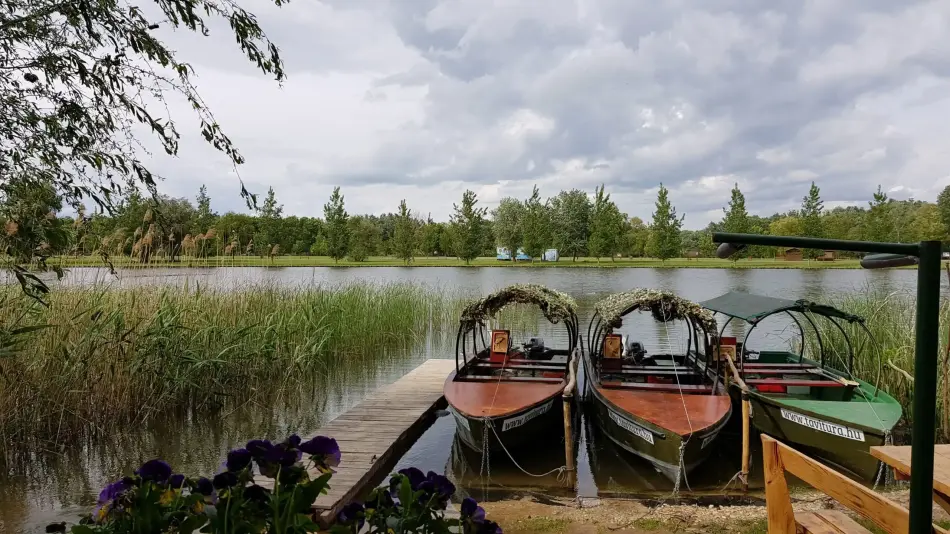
<box><xmin>50</xmin><ymin>255</ymin><xmax>877</xmax><ymax>269</ymax></box>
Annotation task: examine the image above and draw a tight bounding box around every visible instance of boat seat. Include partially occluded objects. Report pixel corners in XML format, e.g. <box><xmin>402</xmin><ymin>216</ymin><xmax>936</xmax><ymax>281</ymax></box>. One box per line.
<box><xmin>504</xmin><ymin>358</ymin><xmax>567</xmax><ymax>367</ymax></box>
<box><xmin>742</xmin><ymin>368</ymin><xmax>817</xmax><ymax>375</ymax></box>
<box><xmin>796</xmin><ymin>510</ymin><xmax>871</xmax><ymax>534</ymax></box>
<box><xmin>741</xmin><ymin>363</ymin><xmax>816</xmax><ymax>369</ymax></box>
<box><xmin>469</xmin><ymin>362</ymin><xmax>566</xmax><ymax>372</ymax></box>
<box><xmin>601</xmin><ymin>381</ymin><xmax>713</xmax><ymax>393</ymax></box>
<box><xmin>620</xmin><ymin>364</ymin><xmax>688</xmax><ymax>370</ymax></box>
<box><xmin>746</xmin><ymin>378</ymin><xmax>846</xmax><ymax>388</ymax></box>
<box><xmin>610</xmin><ymin>369</ymin><xmax>699</xmax><ymax>376</ymax></box>
<box><xmin>458</xmin><ymin>375</ymin><xmax>563</xmax><ymax>384</ymax></box>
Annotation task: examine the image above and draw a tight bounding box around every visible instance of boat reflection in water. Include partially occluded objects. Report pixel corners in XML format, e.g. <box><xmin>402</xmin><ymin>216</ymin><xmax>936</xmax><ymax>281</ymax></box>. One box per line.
<box><xmin>583</xmin><ymin>412</ymin><xmax>758</xmax><ymax>498</ymax></box>
<box><xmin>437</xmin><ymin>404</ymin><xmax>760</xmax><ymax>500</ymax></box>
<box><xmin>443</xmin><ymin>409</ymin><xmax>581</xmax><ymax>500</ymax></box>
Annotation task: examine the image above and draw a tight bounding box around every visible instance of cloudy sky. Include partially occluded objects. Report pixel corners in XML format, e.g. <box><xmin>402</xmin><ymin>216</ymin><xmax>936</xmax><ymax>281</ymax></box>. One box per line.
<box><xmin>145</xmin><ymin>0</ymin><xmax>950</xmax><ymax>229</ymax></box>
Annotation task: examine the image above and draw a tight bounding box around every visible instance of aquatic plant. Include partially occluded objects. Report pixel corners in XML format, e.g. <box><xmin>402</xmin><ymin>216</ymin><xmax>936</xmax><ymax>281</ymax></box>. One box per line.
<box><xmin>0</xmin><ymin>282</ymin><xmax>464</xmax><ymax>444</ymax></box>
<box><xmin>48</xmin><ymin>434</ymin><xmax>499</xmax><ymax>534</ymax></box>
<box><xmin>804</xmin><ymin>287</ymin><xmax>950</xmax><ymax>439</ymax></box>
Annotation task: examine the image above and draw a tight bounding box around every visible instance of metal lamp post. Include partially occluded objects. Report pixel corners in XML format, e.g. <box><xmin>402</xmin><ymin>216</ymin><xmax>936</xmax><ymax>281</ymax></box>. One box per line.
<box><xmin>712</xmin><ymin>232</ymin><xmax>942</xmax><ymax>534</ymax></box>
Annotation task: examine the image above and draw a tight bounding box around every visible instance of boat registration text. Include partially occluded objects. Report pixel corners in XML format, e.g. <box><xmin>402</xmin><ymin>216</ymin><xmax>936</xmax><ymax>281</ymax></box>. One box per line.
<box><xmin>780</xmin><ymin>408</ymin><xmax>865</xmax><ymax>442</ymax></box>
<box><xmin>502</xmin><ymin>400</ymin><xmax>554</xmax><ymax>432</ymax></box>
<box><xmin>609</xmin><ymin>410</ymin><xmax>655</xmax><ymax>445</ymax></box>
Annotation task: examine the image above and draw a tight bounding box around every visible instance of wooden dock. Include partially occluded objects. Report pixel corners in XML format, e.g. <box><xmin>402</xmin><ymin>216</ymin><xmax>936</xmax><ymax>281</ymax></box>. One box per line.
<box><xmin>280</xmin><ymin>358</ymin><xmax>455</xmax><ymax>526</ymax></box>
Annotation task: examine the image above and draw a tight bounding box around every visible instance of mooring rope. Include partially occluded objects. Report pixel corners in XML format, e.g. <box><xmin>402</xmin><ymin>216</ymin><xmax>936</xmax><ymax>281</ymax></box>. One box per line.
<box><xmin>660</xmin><ymin>305</ymin><xmax>694</xmax><ymax>497</ymax></box>
<box><xmin>482</xmin><ymin>416</ymin><xmax>569</xmax><ymax>479</ymax></box>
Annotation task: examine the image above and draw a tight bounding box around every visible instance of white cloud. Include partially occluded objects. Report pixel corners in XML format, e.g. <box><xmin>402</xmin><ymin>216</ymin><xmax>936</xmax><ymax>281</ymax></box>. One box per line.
<box><xmin>140</xmin><ymin>0</ymin><xmax>950</xmax><ymax>228</ymax></box>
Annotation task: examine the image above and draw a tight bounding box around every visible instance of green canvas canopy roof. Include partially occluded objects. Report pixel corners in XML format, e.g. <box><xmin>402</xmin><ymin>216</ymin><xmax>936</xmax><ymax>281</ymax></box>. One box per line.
<box><xmin>699</xmin><ymin>291</ymin><xmax>864</xmax><ymax>324</ymax></box>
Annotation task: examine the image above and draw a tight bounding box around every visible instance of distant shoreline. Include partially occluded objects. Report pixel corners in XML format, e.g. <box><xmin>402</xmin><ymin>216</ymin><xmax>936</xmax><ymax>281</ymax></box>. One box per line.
<box><xmin>48</xmin><ymin>255</ymin><xmax>910</xmax><ymax>270</ymax></box>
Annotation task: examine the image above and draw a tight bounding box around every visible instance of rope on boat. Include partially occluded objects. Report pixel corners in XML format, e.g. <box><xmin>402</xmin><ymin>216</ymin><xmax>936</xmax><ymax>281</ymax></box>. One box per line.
<box><xmin>477</xmin><ymin>339</ymin><xmax>569</xmax><ymax>485</ymax></box>
<box><xmin>872</xmin><ymin>429</ymin><xmax>894</xmax><ymax>490</ymax></box>
<box><xmin>660</xmin><ymin>305</ymin><xmax>693</xmax><ymax>498</ymax></box>
<box><xmin>482</xmin><ymin>416</ymin><xmax>569</xmax><ymax>480</ymax></box>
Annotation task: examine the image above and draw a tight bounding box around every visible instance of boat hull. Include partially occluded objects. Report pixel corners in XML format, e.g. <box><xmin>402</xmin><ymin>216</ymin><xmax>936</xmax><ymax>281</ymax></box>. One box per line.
<box><xmin>733</xmin><ymin>386</ymin><xmax>889</xmax><ymax>480</ymax></box>
<box><xmin>449</xmin><ymin>396</ymin><xmax>565</xmax><ymax>453</ymax></box>
<box><xmin>587</xmin><ymin>386</ymin><xmax>730</xmax><ymax>483</ymax></box>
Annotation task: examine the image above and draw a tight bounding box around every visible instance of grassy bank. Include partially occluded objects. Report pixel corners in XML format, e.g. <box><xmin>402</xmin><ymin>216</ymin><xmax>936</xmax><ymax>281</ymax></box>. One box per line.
<box><xmin>0</xmin><ymin>282</ymin><xmax>464</xmax><ymax>444</ymax></box>
<box><xmin>50</xmin><ymin>255</ymin><xmax>878</xmax><ymax>269</ymax></box>
<box><xmin>808</xmin><ymin>289</ymin><xmax>950</xmax><ymax>438</ymax></box>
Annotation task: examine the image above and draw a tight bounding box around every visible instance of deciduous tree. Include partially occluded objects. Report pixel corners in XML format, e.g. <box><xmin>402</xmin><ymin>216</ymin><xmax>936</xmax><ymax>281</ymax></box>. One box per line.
<box><xmin>0</xmin><ymin>0</ymin><xmax>288</xmax><ymax>290</ymax></box>
<box><xmin>491</xmin><ymin>197</ymin><xmax>524</xmax><ymax>260</ymax></box>
<box><xmin>550</xmin><ymin>189</ymin><xmax>591</xmax><ymax>261</ymax></box>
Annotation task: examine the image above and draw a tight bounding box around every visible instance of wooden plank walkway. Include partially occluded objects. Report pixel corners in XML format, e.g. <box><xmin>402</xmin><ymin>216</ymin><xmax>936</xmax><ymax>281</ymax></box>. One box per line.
<box><xmin>259</xmin><ymin>358</ymin><xmax>455</xmax><ymax>527</ymax></box>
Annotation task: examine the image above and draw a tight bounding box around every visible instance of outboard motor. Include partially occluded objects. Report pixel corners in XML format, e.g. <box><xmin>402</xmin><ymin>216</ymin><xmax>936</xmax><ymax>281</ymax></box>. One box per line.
<box><xmin>522</xmin><ymin>337</ymin><xmax>546</xmax><ymax>359</ymax></box>
<box><xmin>626</xmin><ymin>340</ymin><xmax>646</xmax><ymax>363</ymax></box>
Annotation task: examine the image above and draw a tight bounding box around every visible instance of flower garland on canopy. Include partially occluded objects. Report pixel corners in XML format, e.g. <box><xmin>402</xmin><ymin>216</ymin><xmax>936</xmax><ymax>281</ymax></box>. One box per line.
<box><xmin>593</xmin><ymin>288</ymin><xmax>717</xmax><ymax>333</ymax></box>
<box><xmin>458</xmin><ymin>283</ymin><xmax>578</xmax><ymax>332</ymax></box>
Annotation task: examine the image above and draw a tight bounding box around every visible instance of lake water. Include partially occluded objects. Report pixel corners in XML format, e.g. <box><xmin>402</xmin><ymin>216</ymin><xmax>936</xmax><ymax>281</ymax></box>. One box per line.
<box><xmin>2</xmin><ymin>266</ymin><xmax>937</xmax><ymax>532</ymax></box>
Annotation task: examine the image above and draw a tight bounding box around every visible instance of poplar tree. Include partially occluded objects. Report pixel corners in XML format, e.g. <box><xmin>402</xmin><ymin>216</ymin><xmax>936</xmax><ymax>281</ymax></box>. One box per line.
<box><xmin>393</xmin><ymin>199</ymin><xmax>416</xmax><ymax>265</ymax></box>
<box><xmin>323</xmin><ymin>187</ymin><xmax>349</xmax><ymax>262</ymax></box>
<box><xmin>450</xmin><ymin>190</ymin><xmax>488</xmax><ymax>264</ymax></box>
<box><xmin>800</xmin><ymin>182</ymin><xmax>824</xmax><ymax>258</ymax></box>
<box><xmin>521</xmin><ymin>185</ymin><xmax>551</xmax><ymax>260</ymax></box>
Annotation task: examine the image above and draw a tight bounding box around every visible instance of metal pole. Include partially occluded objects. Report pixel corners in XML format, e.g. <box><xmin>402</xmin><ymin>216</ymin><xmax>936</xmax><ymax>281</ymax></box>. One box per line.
<box><xmin>909</xmin><ymin>240</ymin><xmax>942</xmax><ymax>534</ymax></box>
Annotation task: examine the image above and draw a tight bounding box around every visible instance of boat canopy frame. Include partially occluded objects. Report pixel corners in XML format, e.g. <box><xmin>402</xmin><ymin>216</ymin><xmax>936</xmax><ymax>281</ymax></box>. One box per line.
<box><xmin>586</xmin><ymin>288</ymin><xmax>720</xmax><ymax>392</ymax></box>
<box><xmin>698</xmin><ymin>291</ymin><xmax>870</xmax><ymax>378</ymax></box>
<box><xmin>455</xmin><ymin>283</ymin><xmax>579</xmax><ymax>373</ymax></box>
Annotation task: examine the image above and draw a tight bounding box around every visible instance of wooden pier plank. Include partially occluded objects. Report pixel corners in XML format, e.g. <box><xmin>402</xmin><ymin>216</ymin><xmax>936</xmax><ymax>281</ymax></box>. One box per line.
<box><xmin>253</xmin><ymin>359</ymin><xmax>455</xmax><ymax>527</ymax></box>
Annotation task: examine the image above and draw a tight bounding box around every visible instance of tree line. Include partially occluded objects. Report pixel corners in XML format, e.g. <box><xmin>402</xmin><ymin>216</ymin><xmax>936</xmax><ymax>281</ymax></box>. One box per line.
<box><xmin>6</xmin><ymin>180</ymin><xmax>950</xmax><ymax>265</ymax></box>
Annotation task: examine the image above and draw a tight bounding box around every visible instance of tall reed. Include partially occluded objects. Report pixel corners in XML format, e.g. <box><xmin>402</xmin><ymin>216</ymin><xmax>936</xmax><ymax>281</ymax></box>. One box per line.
<box><xmin>0</xmin><ymin>282</ymin><xmax>464</xmax><ymax>445</ymax></box>
<box><xmin>806</xmin><ymin>287</ymin><xmax>950</xmax><ymax>439</ymax></box>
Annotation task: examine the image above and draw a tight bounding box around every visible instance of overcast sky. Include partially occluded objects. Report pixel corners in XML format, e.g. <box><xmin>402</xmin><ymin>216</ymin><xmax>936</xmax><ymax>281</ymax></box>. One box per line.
<box><xmin>144</xmin><ymin>0</ymin><xmax>950</xmax><ymax>229</ymax></box>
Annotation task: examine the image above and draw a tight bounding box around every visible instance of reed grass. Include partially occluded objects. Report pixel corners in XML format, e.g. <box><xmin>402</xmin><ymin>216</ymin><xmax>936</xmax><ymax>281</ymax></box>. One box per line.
<box><xmin>0</xmin><ymin>282</ymin><xmax>465</xmax><ymax>445</ymax></box>
<box><xmin>806</xmin><ymin>287</ymin><xmax>950</xmax><ymax>439</ymax></box>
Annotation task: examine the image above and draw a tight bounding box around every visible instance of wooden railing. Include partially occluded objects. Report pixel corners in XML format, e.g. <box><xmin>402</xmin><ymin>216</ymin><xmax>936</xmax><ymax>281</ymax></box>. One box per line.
<box><xmin>762</xmin><ymin>434</ymin><xmax>948</xmax><ymax>534</ymax></box>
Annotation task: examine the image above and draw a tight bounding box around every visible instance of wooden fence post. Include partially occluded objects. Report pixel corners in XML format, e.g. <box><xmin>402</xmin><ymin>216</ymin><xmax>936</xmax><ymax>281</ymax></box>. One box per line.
<box><xmin>762</xmin><ymin>435</ymin><xmax>796</xmax><ymax>534</ymax></box>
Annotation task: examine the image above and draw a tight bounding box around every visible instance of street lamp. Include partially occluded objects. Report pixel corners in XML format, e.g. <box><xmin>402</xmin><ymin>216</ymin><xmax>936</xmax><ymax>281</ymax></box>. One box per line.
<box><xmin>714</xmin><ymin>232</ymin><xmax>942</xmax><ymax>534</ymax></box>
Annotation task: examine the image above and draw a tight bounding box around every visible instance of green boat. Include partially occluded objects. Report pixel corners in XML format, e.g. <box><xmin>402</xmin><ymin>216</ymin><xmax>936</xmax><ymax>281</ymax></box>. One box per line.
<box><xmin>699</xmin><ymin>291</ymin><xmax>903</xmax><ymax>481</ymax></box>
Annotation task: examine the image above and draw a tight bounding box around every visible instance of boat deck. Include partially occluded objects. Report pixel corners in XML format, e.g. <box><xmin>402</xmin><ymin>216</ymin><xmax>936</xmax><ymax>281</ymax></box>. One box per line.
<box><xmin>255</xmin><ymin>358</ymin><xmax>455</xmax><ymax>527</ymax></box>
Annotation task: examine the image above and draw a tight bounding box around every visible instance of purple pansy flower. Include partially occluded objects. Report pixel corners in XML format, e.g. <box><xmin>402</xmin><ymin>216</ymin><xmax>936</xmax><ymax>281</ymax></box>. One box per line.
<box><xmin>398</xmin><ymin>467</ymin><xmax>426</xmax><ymax>490</ymax></box>
<box><xmin>193</xmin><ymin>477</ymin><xmax>214</xmax><ymax>496</ymax></box>
<box><xmin>263</xmin><ymin>444</ymin><xmax>298</xmax><ymax>467</ymax></box>
<box><xmin>425</xmin><ymin>471</ymin><xmax>455</xmax><ymax>499</ymax></box>
<box><xmin>300</xmin><ymin>436</ymin><xmax>341</xmax><ymax>466</ymax></box>
<box><xmin>246</xmin><ymin>439</ymin><xmax>274</xmax><ymax>458</ymax></box>
<box><xmin>98</xmin><ymin>479</ymin><xmax>131</xmax><ymax>503</ymax></box>
<box><xmin>337</xmin><ymin>501</ymin><xmax>365</xmax><ymax>529</ymax></box>
<box><xmin>168</xmin><ymin>474</ymin><xmax>185</xmax><ymax>489</ymax></box>
<box><xmin>461</xmin><ymin>497</ymin><xmax>486</xmax><ymax>523</ymax></box>
<box><xmin>284</xmin><ymin>434</ymin><xmax>301</xmax><ymax>447</ymax></box>
<box><xmin>212</xmin><ymin>471</ymin><xmax>238</xmax><ymax>490</ymax></box>
<box><xmin>226</xmin><ymin>448</ymin><xmax>253</xmax><ymax>471</ymax></box>
<box><xmin>136</xmin><ymin>459</ymin><xmax>172</xmax><ymax>483</ymax></box>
